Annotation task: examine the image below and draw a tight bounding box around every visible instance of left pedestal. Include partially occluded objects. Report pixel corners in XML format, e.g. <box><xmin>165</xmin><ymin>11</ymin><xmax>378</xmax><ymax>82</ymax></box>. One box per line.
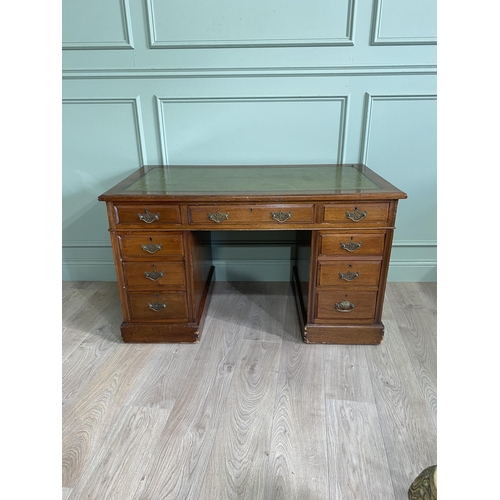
<box><xmin>105</xmin><ymin>206</ymin><xmax>213</xmax><ymax>343</ymax></box>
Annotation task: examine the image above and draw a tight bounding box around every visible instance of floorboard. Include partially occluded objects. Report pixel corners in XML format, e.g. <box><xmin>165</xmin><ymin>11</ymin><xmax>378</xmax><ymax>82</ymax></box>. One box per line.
<box><xmin>326</xmin><ymin>399</ymin><xmax>395</xmax><ymax>500</ymax></box>
<box><xmin>367</xmin><ymin>295</ymin><xmax>437</xmax><ymax>499</ymax></box>
<box><xmin>67</xmin><ymin>406</ymin><xmax>171</xmax><ymax>500</ymax></box>
<box><xmin>265</xmin><ymin>296</ymin><xmax>330</xmax><ymax>500</ymax></box>
<box><xmin>199</xmin><ymin>340</ymin><xmax>281</xmax><ymax>499</ymax></box>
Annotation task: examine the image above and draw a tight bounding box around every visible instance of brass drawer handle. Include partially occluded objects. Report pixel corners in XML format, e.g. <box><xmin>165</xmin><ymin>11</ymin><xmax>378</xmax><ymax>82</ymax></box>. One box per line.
<box><xmin>346</xmin><ymin>208</ymin><xmax>367</xmax><ymax>222</ymax></box>
<box><xmin>335</xmin><ymin>300</ymin><xmax>355</xmax><ymax>312</ymax></box>
<box><xmin>138</xmin><ymin>208</ymin><xmax>160</xmax><ymax>223</ymax></box>
<box><xmin>208</xmin><ymin>212</ymin><xmax>229</xmax><ymax>223</ymax></box>
<box><xmin>339</xmin><ymin>271</ymin><xmax>359</xmax><ymax>281</ymax></box>
<box><xmin>148</xmin><ymin>301</ymin><xmax>166</xmax><ymax>312</ymax></box>
<box><xmin>144</xmin><ymin>270</ymin><xmax>164</xmax><ymax>281</ymax></box>
<box><xmin>271</xmin><ymin>211</ymin><xmax>292</xmax><ymax>223</ymax></box>
<box><xmin>141</xmin><ymin>242</ymin><xmax>162</xmax><ymax>254</ymax></box>
<box><xmin>340</xmin><ymin>240</ymin><xmax>362</xmax><ymax>252</ymax></box>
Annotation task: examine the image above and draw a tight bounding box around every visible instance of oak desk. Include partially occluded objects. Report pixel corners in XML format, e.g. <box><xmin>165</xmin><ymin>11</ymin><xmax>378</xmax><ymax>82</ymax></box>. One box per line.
<box><xmin>98</xmin><ymin>164</ymin><xmax>406</xmax><ymax>344</ymax></box>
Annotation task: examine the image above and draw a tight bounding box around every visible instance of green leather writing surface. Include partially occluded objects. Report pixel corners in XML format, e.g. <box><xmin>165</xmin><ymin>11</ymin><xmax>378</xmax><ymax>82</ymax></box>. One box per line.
<box><xmin>125</xmin><ymin>165</ymin><xmax>378</xmax><ymax>194</ymax></box>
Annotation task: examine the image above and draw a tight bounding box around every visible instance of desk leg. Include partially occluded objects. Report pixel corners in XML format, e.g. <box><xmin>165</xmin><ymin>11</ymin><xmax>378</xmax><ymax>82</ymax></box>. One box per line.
<box><xmin>292</xmin><ymin>266</ymin><xmax>307</xmax><ymax>339</ymax></box>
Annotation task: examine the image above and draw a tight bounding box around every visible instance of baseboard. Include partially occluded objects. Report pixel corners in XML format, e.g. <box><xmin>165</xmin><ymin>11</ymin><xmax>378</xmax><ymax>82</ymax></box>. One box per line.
<box><xmin>62</xmin><ymin>259</ymin><xmax>118</xmax><ymax>281</ymax></box>
<box><xmin>387</xmin><ymin>260</ymin><xmax>437</xmax><ymax>282</ymax></box>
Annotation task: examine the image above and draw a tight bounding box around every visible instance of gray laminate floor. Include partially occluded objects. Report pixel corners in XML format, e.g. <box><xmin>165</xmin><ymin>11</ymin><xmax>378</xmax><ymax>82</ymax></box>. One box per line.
<box><xmin>62</xmin><ymin>280</ymin><xmax>437</xmax><ymax>500</ymax></box>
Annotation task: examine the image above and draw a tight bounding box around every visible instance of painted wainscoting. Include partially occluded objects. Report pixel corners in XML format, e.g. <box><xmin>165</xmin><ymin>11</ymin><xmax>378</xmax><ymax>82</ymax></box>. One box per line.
<box><xmin>62</xmin><ymin>0</ymin><xmax>436</xmax><ymax>282</ymax></box>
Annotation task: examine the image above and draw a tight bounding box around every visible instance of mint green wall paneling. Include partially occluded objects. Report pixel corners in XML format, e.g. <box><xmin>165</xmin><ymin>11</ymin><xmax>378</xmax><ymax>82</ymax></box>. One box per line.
<box><xmin>62</xmin><ymin>0</ymin><xmax>134</xmax><ymax>49</ymax></box>
<box><xmin>387</xmin><ymin>242</ymin><xmax>436</xmax><ymax>282</ymax></box>
<box><xmin>211</xmin><ymin>232</ymin><xmax>296</xmax><ymax>282</ymax></box>
<box><xmin>362</xmin><ymin>94</ymin><xmax>437</xmax><ymax>281</ymax></box>
<box><xmin>362</xmin><ymin>94</ymin><xmax>437</xmax><ymax>242</ymax></box>
<box><xmin>372</xmin><ymin>0</ymin><xmax>437</xmax><ymax>45</ymax></box>
<box><xmin>62</xmin><ymin>0</ymin><xmax>436</xmax><ymax>71</ymax></box>
<box><xmin>211</xmin><ymin>232</ymin><xmax>297</xmax><ymax>282</ymax></box>
<box><xmin>62</xmin><ymin>246</ymin><xmax>117</xmax><ymax>282</ymax></box>
<box><xmin>62</xmin><ymin>97</ymin><xmax>146</xmax><ymax>243</ymax></box>
<box><xmin>157</xmin><ymin>97</ymin><xmax>347</xmax><ymax>165</ymax></box>
<box><xmin>62</xmin><ymin>98</ymin><xmax>147</xmax><ymax>280</ymax></box>
<box><xmin>62</xmin><ymin>0</ymin><xmax>437</xmax><ymax>282</ymax></box>
<box><xmin>147</xmin><ymin>0</ymin><xmax>354</xmax><ymax>47</ymax></box>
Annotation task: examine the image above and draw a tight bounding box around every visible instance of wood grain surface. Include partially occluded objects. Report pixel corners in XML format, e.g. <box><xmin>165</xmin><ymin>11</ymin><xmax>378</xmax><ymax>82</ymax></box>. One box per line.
<box><xmin>62</xmin><ymin>280</ymin><xmax>436</xmax><ymax>499</ymax></box>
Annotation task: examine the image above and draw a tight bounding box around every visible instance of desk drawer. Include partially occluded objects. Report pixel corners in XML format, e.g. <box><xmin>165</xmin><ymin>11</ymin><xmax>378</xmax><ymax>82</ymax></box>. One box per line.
<box><xmin>127</xmin><ymin>291</ymin><xmax>189</xmax><ymax>322</ymax></box>
<box><xmin>317</xmin><ymin>261</ymin><xmax>381</xmax><ymax>287</ymax></box>
<box><xmin>316</xmin><ymin>291</ymin><xmax>377</xmax><ymax>320</ymax></box>
<box><xmin>123</xmin><ymin>261</ymin><xmax>186</xmax><ymax>288</ymax></box>
<box><xmin>119</xmin><ymin>233</ymin><xmax>184</xmax><ymax>258</ymax></box>
<box><xmin>322</xmin><ymin>203</ymin><xmax>389</xmax><ymax>225</ymax></box>
<box><xmin>114</xmin><ymin>204</ymin><xmax>181</xmax><ymax>227</ymax></box>
<box><xmin>319</xmin><ymin>233</ymin><xmax>385</xmax><ymax>256</ymax></box>
<box><xmin>188</xmin><ymin>204</ymin><xmax>314</xmax><ymax>225</ymax></box>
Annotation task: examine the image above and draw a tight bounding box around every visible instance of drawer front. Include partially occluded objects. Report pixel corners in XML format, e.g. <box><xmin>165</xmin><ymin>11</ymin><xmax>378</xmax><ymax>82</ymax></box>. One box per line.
<box><xmin>319</xmin><ymin>233</ymin><xmax>385</xmax><ymax>256</ymax></box>
<box><xmin>317</xmin><ymin>261</ymin><xmax>381</xmax><ymax>287</ymax></box>
<box><xmin>322</xmin><ymin>203</ymin><xmax>389</xmax><ymax>225</ymax></box>
<box><xmin>188</xmin><ymin>204</ymin><xmax>314</xmax><ymax>225</ymax></box>
<box><xmin>316</xmin><ymin>291</ymin><xmax>377</xmax><ymax>320</ymax></box>
<box><xmin>128</xmin><ymin>291</ymin><xmax>189</xmax><ymax>321</ymax></box>
<box><xmin>123</xmin><ymin>261</ymin><xmax>186</xmax><ymax>288</ymax></box>
<box><xmin>114</xmin><ymin>205</ymin><xmax>181</xmax><ymax>227</ymax></box>
<box><xmin>119</xmin><ymin>233</ymin><xmax>184</xmax><ymax>258</ymax></box>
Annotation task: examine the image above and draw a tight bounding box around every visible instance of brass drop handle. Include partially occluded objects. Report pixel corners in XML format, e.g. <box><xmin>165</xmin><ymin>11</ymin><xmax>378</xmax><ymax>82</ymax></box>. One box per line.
<box><xmin>208</xmin><ymin>212</ymin><xmax>229</xmax><ymax>223</ymax></box>
<box><xmin>141</xmin><ymin>238</ymin><xmax>162</xmax><ymax>254</ymax></box>
<box><xmin>144</xmin><ymin>263</ymin><xmax>164</xmax><ymax>281</ymax></box>
<box><xmin>138</xmin><ymin>208</ymin><xmax>160</xmax><ymax>223</ymax></box>
<box><xmin>345</xmin><ymin>207</ymin><xmax>367</xmax><ymax>222</ymax></box>
<box><xmin>144</xmin><ymin>270</ymin><xmax>164</xmax><ymax>281</ymax></box>
<box><xmin>335</xmin><ymin>300</ymin><xmax>355</xmax><ymax>312</ymax></box>
<box><xmin>148</xmin><ymin>293</ymin><xmax>166</xmax><ymax>311</ymax></box>
<box><xmin>270</xmin><ymin>211</ymin><xmax>292</xmax><ymax>223</ymax></box>
<box><xmin>340</xmin><ymin>238</ymin><xmax>362</xmax><ymax>252</ymax></box>
<box><xmin>339</xmin><ymin>271</ymin><xmax>359</xmax><ymax>281</ymax></box>
<box><xmin>148</xmin><ymin>302</ymin><xmax>167</xmax><ymax>311</ymax></box>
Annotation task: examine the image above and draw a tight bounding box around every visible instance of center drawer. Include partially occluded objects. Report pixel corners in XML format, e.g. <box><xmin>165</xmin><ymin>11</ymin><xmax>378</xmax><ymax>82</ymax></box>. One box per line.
<box><xmin>188</xmin><ymin>204</ymin><xmax>314</xmax><ymax>225</ymax></box>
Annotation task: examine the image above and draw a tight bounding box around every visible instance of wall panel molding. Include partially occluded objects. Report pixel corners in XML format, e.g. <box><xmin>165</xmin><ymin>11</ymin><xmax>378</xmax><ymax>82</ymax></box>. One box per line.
<box><xmin>62</xmin><ymin>97</ymin><xmax>147</xmax><ymax>251</ymax></box>
<box><xmin>393</xmin><ymin>240</ymin><xmax>436</xmax><ymax>247</ymax></box>
<box><xmin>62</xmin><ymin>258</ymin><xmax>117</xmax><ymax>281</ymax></box>
<box><xmin>62</xmin><ymin>0</ymin><xmax>134</xmax><ymax>50</ymax></box>
<box><xmin>62</xmin><ymin>97</ymin><xmax>148</xmax><ymax>165</ymax></box>
<box><xmin>62</xmin><ymin>64</ymin><xmax>437</xmax><ymax>80</ymax></box>
<box><xmin>371</xmin><ymin>0</ymin><xmax>436</xmax><ymax>45</ymax></box>
<box><xmin>156</xmin><ymin>95</ymin><xmax>349</xmax><ymax>165</ymax></box>
<box><xmin>146</xmin><ymin>0</ymin><xmax>356</xmax><ymax>48</ymax></box>
<box><xmin>62</xmin><ymin>241</ymin><xmax>113</xmax><ymax>248</ymax></box>
<box><xmin>360</xmin><ymin>93</ymin><xmax>437</xmax><ymax>163</ymax></box>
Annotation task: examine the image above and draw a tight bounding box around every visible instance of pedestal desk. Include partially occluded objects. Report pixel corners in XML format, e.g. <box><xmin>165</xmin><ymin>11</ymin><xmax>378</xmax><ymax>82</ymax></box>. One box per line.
<box><xmin>98</xmin><ymin>164</ymin><xmax>406</xmax><ymax>344</ymax></box>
